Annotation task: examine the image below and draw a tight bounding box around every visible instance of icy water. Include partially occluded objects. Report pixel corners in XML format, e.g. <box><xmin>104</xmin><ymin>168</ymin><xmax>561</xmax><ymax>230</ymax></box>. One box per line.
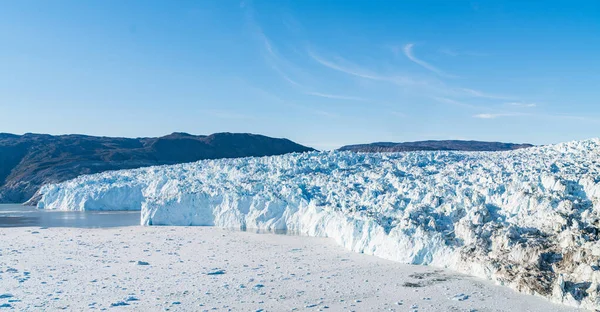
<box><xmin>0</xmin><ymin>204</ymin><xmax>139</xmax><ymax>228</ymax></box>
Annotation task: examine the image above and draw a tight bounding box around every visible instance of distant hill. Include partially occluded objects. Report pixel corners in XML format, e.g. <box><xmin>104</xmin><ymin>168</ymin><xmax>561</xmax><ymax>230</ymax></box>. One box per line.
<box><xmin>0</xmin><ymin>132</ymin><xmax>314</xmax><ymax>204</ymax></box>
<box><xmin>338</xmin><ymin>140</ymin><xmax>533</xmax><ymax>153</ymax></box>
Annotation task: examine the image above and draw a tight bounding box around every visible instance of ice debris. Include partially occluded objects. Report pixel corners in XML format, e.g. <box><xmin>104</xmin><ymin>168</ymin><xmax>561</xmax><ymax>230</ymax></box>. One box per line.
<box><xmin>451</xmin><ymin>293</ymin><xmax>469</xmax><ymax>301</ymax></box>
<box><xmin>110</xmin><ymin>301</ymin><xmax>130</xmax><ymax>307</ymax></box>
<box><xmin>206</xmin><ymin>269</ymin><xmax>226</xmax><ymax>276</ymax></box>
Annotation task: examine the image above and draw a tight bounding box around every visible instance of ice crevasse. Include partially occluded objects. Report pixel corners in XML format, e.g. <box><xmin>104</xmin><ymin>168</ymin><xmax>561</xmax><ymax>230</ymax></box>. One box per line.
<box><xmin>38</xmin><ymin>139</ymin><xmax>600</xmax><ymax>309</ymax></box>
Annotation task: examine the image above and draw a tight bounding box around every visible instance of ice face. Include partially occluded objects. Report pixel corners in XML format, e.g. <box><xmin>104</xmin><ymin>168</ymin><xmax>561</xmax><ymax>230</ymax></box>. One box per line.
<box><xmin>37</xmin><ymin>139</ymin><xmax>600</xmax><ymax>309</ymax></box>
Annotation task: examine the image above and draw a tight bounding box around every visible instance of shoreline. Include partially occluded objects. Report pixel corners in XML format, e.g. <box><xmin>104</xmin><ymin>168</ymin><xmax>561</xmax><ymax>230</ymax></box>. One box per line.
<box><xmin>0</xmin><ymin>226</ymin><xmax>579</xmax><ymax>311</ymax></box>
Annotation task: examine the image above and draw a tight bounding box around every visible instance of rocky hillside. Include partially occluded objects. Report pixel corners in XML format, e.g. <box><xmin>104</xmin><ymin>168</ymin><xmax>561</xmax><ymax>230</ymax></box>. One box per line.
<box><xmin>338</xmin><ymin>140</ymin><xmax>533</xmax><ymax>152</ymax></box>
<box><xmin>0</xmin><ymin>132</ymin><xmax>313</xmax><ymax>203</ymax></box>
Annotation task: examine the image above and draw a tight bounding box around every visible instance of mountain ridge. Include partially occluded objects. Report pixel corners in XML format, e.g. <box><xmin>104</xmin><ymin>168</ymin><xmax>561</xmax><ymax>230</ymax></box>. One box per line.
<box><xmin>0</xmin><ymin>132</ymin><xmax>314</xmax><ymax>203</ymax></box>
<box><xmin>338</xmin><ymin>140</ymin><xmax>533</xmax><ymax>152</ymax></box>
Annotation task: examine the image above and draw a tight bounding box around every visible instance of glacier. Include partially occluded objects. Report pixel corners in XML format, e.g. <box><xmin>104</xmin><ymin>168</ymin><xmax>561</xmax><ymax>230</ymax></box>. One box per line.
<box><xmin>37</xmin><ymin>139</ymin><xmax>600</xmax><ymax>309</ymax></box>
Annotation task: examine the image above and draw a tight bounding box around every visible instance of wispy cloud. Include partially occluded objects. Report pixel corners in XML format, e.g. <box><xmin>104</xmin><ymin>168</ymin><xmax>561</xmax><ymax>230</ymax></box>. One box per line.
<box><xmin>236</xmin><ymin>3</ymin><xmax>598</xmax><ymax>145</ymax></box>
<box><xmin>309</xmin><ymin>48</ymin><xmax>511</xmax><ymax>102</ymax></box>
<box><xmin>473</xmin><ymin>113</ymin><xmax>524</xmax><ymax>119</ymax></box>
<box><xmin>268</xmin><ymin>50</ymin><xmax>369</xmax><ymax>101</ymax></box>
<box><xmin>307</xmin><ymin>48</ymin><xmax>388</xmax><ymax>81</ymax></box>
<box><xmin>506</xmin><ymin>102</ymin><xmax>537</xmax><ymax>108</ymax></box>
<box><xmin>255</xmin><ymin>31</ymin><xmax>306</xmax><ymax>88</ymax></box>
<box><xmin>244</xmin><ymin>4</ymin><xmax>307</xmax><ymax>85</ymax></box>
<box><xmin>308</xmin><ymin>47</ymin><xmax>439</xmax><ymax>91</ymax></box>
<box><xmin>458</xmin><ymin>88</ymin><xmax>513</xmax><ymax>100</ymax></box>
<box><xmin>307</xmin><ymin>48</ymin><xmax>514</xmax><ymax>108</ymax></box>
<box><xmin>439</xmin><ymin>48</ymin><xmax>459</xmax><ymax>57</ymax></box>
<box><xmin>432</xmin><ymin>97</ymin><xmax>486</xmax><ymax>110</ymax></box>
<box><xmin>246</xmin><ymin>2</ymin><xmax>531</xmax><ymax>124</ymax></box>
<box><xmin>246</xmin><ymin>11</ymin><xmax>368</xmax><ymax>103</ymax></box>
<box><xmin>305</xmin><ymin>91</ymin><xmax>367</xmax><ymax>101</ymax></box>
<box><xmin>403</xmin><ymin>43</ymin><xmax>458</xmax><ymax>78</ymax></box>
<box><xmin>281</xmin><ymin>13</ymin><xmax>304</xmax><ymax>34</ymax></box>
<box><xmin>472</xmin><ymin>110</ymin><xmax>600</xmax><ymax>123</ymax></box>
<box><xmin>241</xmin><ymin>80</ymin><xmax>355</xmax><ymax>119</ymax></box>
<box><xmin>434</xmin><ymin>97</ymin><xmax>528</xmax><ymax>118</ymax></box>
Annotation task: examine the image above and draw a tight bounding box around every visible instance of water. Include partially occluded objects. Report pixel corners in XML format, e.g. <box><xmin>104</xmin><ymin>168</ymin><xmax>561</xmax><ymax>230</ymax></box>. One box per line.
<box><xmin>0</xmin><ymin>204</ymin><xmax>139</xmax><ymax>228</ymax></box>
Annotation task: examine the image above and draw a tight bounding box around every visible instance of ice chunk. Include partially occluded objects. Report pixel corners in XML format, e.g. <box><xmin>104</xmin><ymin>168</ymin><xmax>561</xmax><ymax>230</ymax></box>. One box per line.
<box><xmin>206</xmin><ymin>269</ymin><xmax>226</xmax><ymax>276</ymax></box>
<box><xmin>451</xmin><ymin>293</ymin><xmax>469</xmax><ymax>301</ymax></box>
<box><xmin>110</xmin><ymin>301</ymin><xmax>130</xmax><ymax>307</ymax></box>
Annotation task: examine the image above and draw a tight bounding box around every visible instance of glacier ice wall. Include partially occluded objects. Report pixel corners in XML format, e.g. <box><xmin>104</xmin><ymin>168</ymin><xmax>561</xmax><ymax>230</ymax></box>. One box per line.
<box><xmin>38</xmin><ymin>140</ymin><xmax>600</xmax><ymax>309</ymax></box>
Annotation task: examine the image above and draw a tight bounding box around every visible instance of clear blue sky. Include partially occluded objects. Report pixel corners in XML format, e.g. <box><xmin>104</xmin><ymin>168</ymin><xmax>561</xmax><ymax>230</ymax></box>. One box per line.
<box><xmin>1</xmin><ymin>0</ymin><xmax>599</xmax><ymax>150</ymax></box>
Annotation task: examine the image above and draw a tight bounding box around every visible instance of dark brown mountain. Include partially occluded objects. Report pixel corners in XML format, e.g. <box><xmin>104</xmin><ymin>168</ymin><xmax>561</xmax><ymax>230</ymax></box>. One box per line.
<box><xmin>338</xmin><ymin>140</ymin><xmax>533</xmax><ymax>153</ymax></box>
<box><xmin>0</xmin><ymin>132</ymin><xmax>314</xmax><ymax>203</ymax></box>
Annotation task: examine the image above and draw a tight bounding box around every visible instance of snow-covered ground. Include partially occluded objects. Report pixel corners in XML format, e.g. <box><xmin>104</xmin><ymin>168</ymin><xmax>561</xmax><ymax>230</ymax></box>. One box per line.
<box><xmin>0</xmin><ymin>226</ymin><xmax>578</xmax><ymax>311</ymax></box>
<box><xmin>37</xmin><ymin>139</ymin><xmax>600</xmax><ymax>309</ymax></box>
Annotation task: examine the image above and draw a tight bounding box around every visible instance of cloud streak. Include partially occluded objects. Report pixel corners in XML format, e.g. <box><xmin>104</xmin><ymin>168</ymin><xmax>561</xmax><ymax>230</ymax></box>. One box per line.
<box><xmin>309</xmin><ymin>47</ymin><xmax>513</xmax><ymax>102</ymax></box>
<box><xmin>308</xmin><ymin>47</ymin><xmax>440</xmax><ymax>91</ymax></box>
<box><xmin>247</xmin><ymin>3</ymin><xmax>532</xmax><ymax>123</ymax></box>
<box><xmin>457</xmin><ymin>88</ymin><xmax>513</xmax><ymax>100</ymax></box>
<box><xmin>472</xmin><ymin>112</ymin><xmax>600</xmax><ymax>123</ymax></box>
<box><xmin>305</xmin><ymin>92</ymin><xmax>367</xmax><ymax>101</ymax></box>
<box><xmin>506</xmin><ymin>102</ymin><xmax>537</xmax><ymax>108</ymax></box>
<box><xmin>307</xmin><ymin>48</ymin><xmax>389</xmax><ymax>81</ymax></box>
<box><xmin>248</xmin><ymin>17</ymin><xmax>367</xmax><ymax>103</ymax></box>
<box><xmin>473</xmin><ymin>113</ymin><xmax>524</xmax><ymax>119</ymax></box>
<box><xmin>404</xmin><ymin>43</ymin><xmax>458</xmax><ymax>78</ymax></box>
<box><xmin>432</xmin><ymin>97</ymin><xmax>488</xmax><ymax>110</ymax></box>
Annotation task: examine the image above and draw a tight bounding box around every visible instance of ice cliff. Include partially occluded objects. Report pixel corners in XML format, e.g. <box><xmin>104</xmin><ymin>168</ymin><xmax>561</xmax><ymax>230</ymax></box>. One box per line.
<box><xmin>37</xmin><ymin>139</ymin><xmax>600</xmax><ymax>309</ymax></box>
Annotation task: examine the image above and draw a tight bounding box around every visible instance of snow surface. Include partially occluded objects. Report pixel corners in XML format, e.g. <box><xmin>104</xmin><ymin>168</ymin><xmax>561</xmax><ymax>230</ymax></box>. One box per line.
<box><xmin>0</xmin><ymin>226</ymin><xmax>577</xmax><ymax>311</ymax></box>
<box><xmin>37</xmin><ymin>139</ymin><xmax>600</xmax><ymax>309</ymax></box>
